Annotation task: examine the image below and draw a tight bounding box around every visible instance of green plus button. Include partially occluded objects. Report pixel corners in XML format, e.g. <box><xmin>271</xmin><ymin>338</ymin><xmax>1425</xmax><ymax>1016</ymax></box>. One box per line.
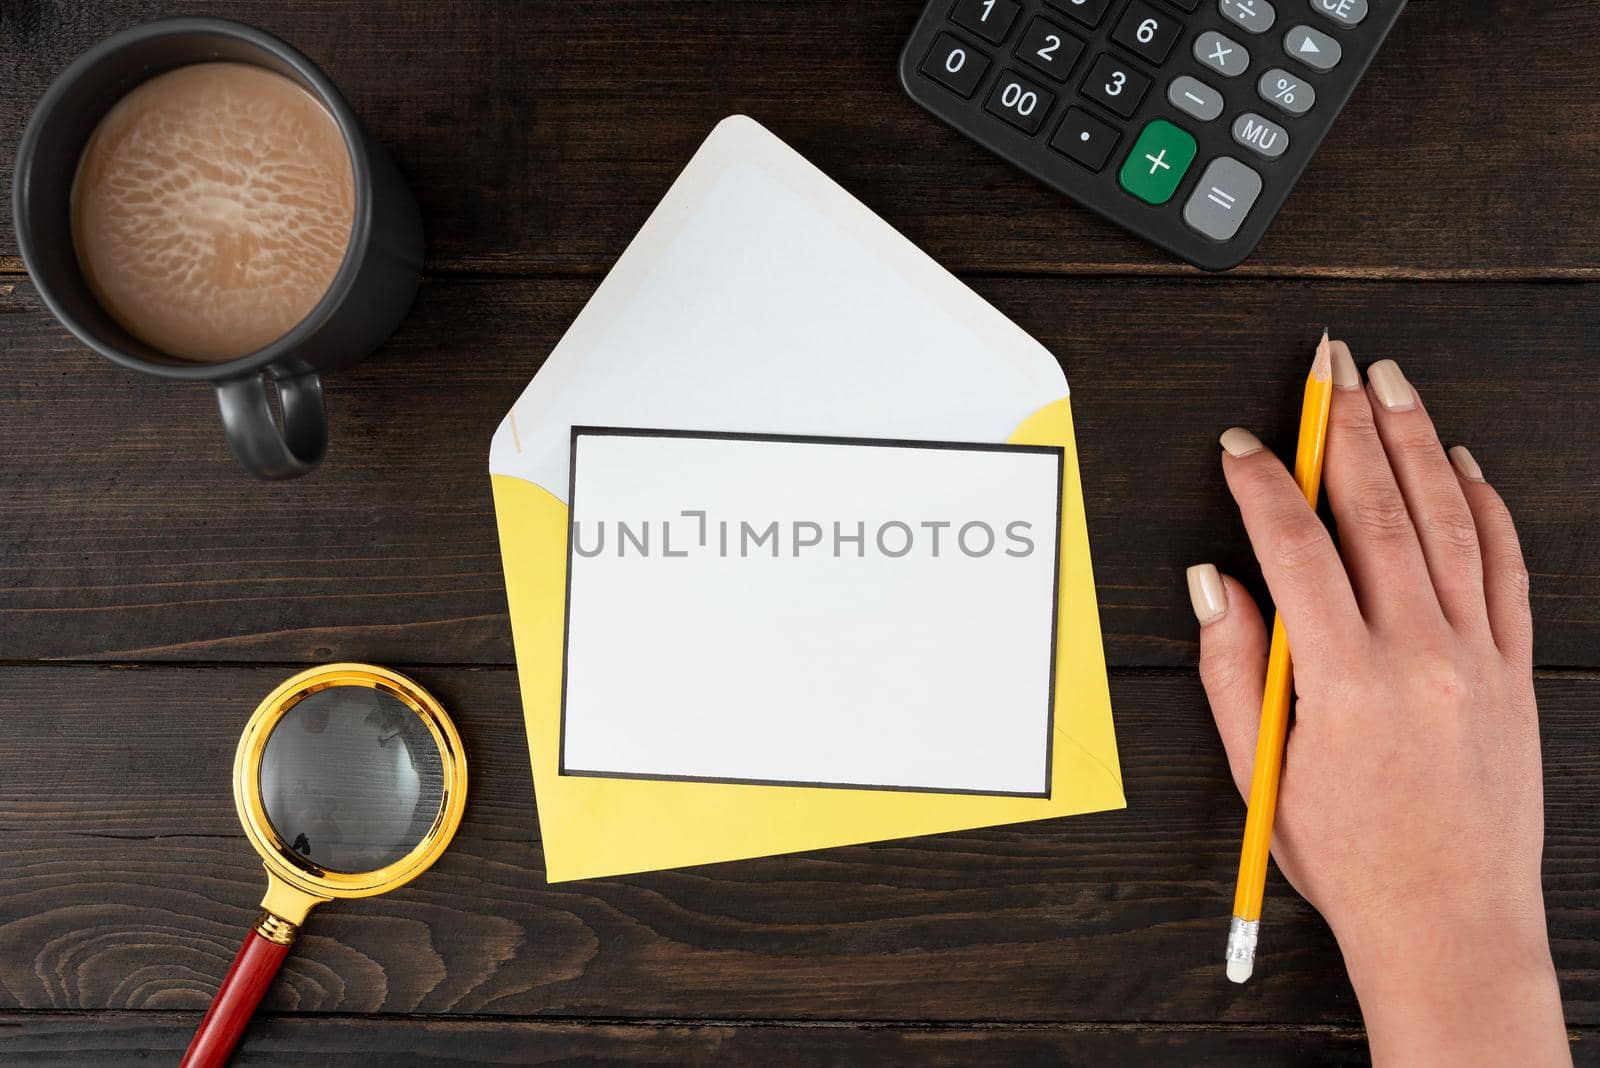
<box><xmin>1118</xmin><ymin>120</ymin><xmax>1198</xmax><ymax>205</ymax></box>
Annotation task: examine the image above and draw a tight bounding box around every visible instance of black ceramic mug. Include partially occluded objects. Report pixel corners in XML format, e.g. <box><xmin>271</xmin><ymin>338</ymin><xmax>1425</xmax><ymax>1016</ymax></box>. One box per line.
<box><xmin>12</xmin><ymin>17</ymin><xmax>423</xmax><ymax>479</ymax></box>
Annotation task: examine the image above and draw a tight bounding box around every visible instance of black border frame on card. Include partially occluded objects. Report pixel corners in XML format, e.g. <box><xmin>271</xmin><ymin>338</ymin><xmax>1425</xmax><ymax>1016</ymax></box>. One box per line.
<box><xmin>556</xmin><ymin>425</ymin><xmax>1064</xmax><ymax>799</ymax></box>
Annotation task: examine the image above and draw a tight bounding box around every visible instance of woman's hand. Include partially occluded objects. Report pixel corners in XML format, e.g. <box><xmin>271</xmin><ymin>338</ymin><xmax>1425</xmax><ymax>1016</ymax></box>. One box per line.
<box><xmin>1187</xmin><ymin>343</ymin><xmax>1569</xmax><ymax>1066</ymax></box>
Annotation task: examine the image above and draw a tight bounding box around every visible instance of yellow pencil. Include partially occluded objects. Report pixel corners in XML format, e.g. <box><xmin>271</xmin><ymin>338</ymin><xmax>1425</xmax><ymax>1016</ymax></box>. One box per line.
<box><xmin>1226</xmin><ymin>331</ymin><xmax>1335</xmax><ymax>984</ymax></box>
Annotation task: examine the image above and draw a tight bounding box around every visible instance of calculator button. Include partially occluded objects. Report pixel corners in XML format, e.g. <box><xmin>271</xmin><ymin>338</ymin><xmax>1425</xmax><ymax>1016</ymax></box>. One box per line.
<box><xmin>1111</xmin><ymin>2</ymin><xmax>1183</xmax><ymax>65</ymax></box>
<box><xmin>1016</xmin><ymin>17</ymin><xmax>1085</xmax><ymax>82</ymax></box>
<box><xmin>1183</xmin><ymin>157</ymin><xmax>1263</xmax><ymax>241</ymax></box>
<box><xmin>984</xmin><ymin>69</ymin><xmax>1056</xmax><ymax>134</ymax></box>
<box><xmin>920</xmin><ymin>33</ymin><xmax>992</xmax><ymax>98</ymax></box>
<box><xmin>1258</xmin><ymin>67</ymin><xmax>1315</xmax><ymax>114</ymax></box>
<box><xmin>1118</xmin><ymin>119</ymin><xmax>1198</xmax><ymax>205</ymax></box>
<box><xmin>1080</xmin><ymin>53</ymin><xmax>1151</xmax><ymax>118</ymax></box>
<box><xmin>1043</xmin><ymin>0</ymin><xmax>1115</xmax><ymax>29</ymax></box>
<box><xmin>1049</xmin><ymin>107</ymin><xmax>1121</xmax><ymax>171</ymax></box>
<box><xmin>1219</xmin><ymin>0</ymin><xmax>1276</xmax><ymax>34</ymax></box>
<box><xmin>1284</xmin><ymin>25</ymin><xmax>1342</xmax><ymax>71</ymax></box>
<box><xmin>1310</xmin><ymin>0</ymin><xmax>1367</xmax><ymax>26</ymax></box>
<box><xmin>1194</xmin><ymin>31</ymin><xmax>1250</xmax><ymax>77</ymax></box>
<box><xmin>1168</xmin><ymin>76</ymin><xmax>1224</xmax><ymax>121</ymax></box>
<box><xmin>1232</xmin><ymin>112</ymin><xmax>1289</xmax><ymax>158</ymax></box>
<box><xmin>951</xmin><ymin>0</ymin><xmax>1022</xmax><ymax>44</ymax></box>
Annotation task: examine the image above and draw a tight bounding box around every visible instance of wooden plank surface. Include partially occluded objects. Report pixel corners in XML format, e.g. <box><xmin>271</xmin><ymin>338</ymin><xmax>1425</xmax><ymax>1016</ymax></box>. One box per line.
<box><xmin>4</xmin><ymin>0</ymin><xmax>1600</xmax><ymax>1059</ymax></box>
<box><xmin>4</xmin><ymin>277</ymin><xmax>1597</xmax><ymax>668</ymax></box>
<box><xmin>1</xmin><ymin>1</ymin><xmax>1596</xmax><ymax>279</ymax></box>
<box><xmin>1</xmin><ymin>665</ymin><xmax>1595</xmax><ymax>1026</ymax></box>
<box><xmin>0</xmin><ymin>1013</ymin><xmax>1403</xmax><ymax>1067</ymax></box>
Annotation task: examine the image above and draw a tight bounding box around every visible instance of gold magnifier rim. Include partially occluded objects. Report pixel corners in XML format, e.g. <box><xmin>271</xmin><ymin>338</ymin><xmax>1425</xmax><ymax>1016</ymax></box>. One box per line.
<box><xmin>234</xmin><ymin>662</ymin><xmax>467</xmax><ymax>902</ymax></box>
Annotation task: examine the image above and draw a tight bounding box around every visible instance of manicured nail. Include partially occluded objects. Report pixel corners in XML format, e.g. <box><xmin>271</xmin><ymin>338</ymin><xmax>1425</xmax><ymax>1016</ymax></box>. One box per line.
<box><xmin>1220</xmin><ymin>427</ymin><xmax>1265</xmax><ymax>457</ymax></box>
<box><xmin>1329</xmin><ymin>340</ymin><xmax>1360</xmax><ymax>389</ymax></box>
<box><xmin>1449</xmin><ymin>445</ymin><xmax>1485</xmax><ymax>482</ymax></box>
<box><xmin>1187</xmin><ymin>564</ymin><xmax>1229</xmax><ymax>625</ymax></box>
<box><xmin>1368</xmin><ymin>359</ymin><xmax>1417</xmax><ymax>412</ymax></box>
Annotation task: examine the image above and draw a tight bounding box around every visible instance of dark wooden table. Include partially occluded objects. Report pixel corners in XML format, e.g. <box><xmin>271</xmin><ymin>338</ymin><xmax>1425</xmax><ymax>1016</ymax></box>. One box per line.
<box><xmin>2</xmin><ymin>2</ymin><xmax>1596</xmax><ymax>1063</ymax></box>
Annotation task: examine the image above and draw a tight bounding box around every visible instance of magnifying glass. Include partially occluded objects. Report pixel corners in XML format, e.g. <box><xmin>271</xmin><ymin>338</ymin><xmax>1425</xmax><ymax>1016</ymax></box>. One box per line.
<box><xmin>182</xmin><ymin>664</ymin><xmax>467</xmax><ymax>1068</ymax></box>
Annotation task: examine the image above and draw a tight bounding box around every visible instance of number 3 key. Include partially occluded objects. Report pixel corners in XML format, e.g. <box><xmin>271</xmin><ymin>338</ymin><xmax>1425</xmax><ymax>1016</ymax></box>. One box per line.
<box><xmin>1080</xmin><ymin>53</ymin><xmax>1151</xmax><ymax>119</ymax></box>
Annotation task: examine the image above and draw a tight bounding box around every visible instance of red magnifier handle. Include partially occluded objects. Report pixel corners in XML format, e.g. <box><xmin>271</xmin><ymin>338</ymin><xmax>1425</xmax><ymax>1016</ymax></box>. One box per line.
<box><xmin>181</xmin><ymin>916</ymin><xmax>295</xmax><ymax>1068</ymax></box>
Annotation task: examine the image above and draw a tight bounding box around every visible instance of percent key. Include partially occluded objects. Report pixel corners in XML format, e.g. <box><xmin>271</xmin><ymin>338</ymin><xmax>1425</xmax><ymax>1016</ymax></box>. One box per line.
<box><xmin>1259</xmin><ymin>68</ymin><xmax>1314</xmax><ymax>115</ymax></box>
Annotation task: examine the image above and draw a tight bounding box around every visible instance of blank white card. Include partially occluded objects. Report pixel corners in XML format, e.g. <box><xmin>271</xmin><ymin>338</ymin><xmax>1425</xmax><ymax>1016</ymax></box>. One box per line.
<box><xmin>559</xmin><ymin>430</ymin><xmax>1064</xmax><ymax>796</ymax></box>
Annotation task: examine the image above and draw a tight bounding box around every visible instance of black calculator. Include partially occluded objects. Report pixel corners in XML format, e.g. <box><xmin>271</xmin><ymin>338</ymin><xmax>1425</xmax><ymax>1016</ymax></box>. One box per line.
<box><xmin>899</xmin><ymin>0</ymin><xmax>1405</xmax><ymax>270</ymax></box>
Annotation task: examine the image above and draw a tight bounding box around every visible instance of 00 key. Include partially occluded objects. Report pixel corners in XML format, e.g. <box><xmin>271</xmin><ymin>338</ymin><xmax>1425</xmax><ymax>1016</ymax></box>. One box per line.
<box><xmin>985</xmin><ymin>70</ymin><xmax>1055</xmax><ymax>133</ymax></box>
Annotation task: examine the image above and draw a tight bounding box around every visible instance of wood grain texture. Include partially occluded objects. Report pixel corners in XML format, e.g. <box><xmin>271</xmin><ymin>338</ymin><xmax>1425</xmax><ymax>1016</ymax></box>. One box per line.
<box><xmin>0</xmin><ymin>1013</ymin><xmax>1408</xmax><ymax>1067</ymax></box>
<box><xmin>4</xmin><ymin>1</ymin><xmax>1600</xmax><ymax>1058</ymax></box>
<box><xmin>0</xmin><ymin>665</ymin><xmax>1595</xmax><ymax>1026</ymax></box>
<box><xmin>3</xmin><ymin>277</ymin><xmax>1597</xmax><ymax>668</ymax></box>
<box><xmin>1</xmin><ymin>1</ymin><xmax>1597</xmax><ymax>278</ymax></box>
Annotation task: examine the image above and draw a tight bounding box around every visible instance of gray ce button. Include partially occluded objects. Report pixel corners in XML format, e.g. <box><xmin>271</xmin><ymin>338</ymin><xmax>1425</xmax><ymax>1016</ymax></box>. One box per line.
<box><xmin>1311</xmin><ymin>0</ymin><xmax>1367</xmax><ymax>26</ymax></box>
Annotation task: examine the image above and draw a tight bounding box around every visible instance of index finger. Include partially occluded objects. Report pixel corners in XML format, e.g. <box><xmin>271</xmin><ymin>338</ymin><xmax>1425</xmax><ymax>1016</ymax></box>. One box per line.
<box><xmin>1220</xmin><ymin>427</ymin><xmax>1367</xmax><ymax>676</ymax></box>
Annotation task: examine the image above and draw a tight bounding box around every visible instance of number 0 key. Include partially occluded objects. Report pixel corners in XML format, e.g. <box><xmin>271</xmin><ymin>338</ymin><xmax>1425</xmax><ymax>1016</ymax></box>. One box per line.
<box><xmin>921</xmin><ymin>32</ymin><xmax>991</xmax><ymax>98</ymax></box>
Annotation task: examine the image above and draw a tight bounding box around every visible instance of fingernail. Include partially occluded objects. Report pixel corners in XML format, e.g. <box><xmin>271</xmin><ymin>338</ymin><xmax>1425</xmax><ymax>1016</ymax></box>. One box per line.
<box><xmin>1220</xmin><ymin>427</ymin><xmax>1265</xmax><ymax>457</ymax></box>
<box><xmin>1329</xmin><ymin>340</ymin><xmax>1360</xmax><ymax>389</ymax></box>
<box><xmin>1449</xmin><ymin>445</ymin><xmax>1485</xmax><ymax>482</ymax></box>
<box><xmin>1187</xmin><ymin>564</ymin><xmax>1229</xmax><ymax>625</ymax></box>
<box><xmin>1368</xmin><ymin>359</ymin><xmax>1417</xmax><ymax>412</ymax></box>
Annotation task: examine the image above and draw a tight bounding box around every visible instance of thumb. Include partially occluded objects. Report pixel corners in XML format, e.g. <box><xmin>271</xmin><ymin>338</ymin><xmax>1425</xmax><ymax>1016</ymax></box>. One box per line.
<box><xmin>1187</xmin><ymin>565</ymin><xmax>1269</xmax><ymax>799</ymax></box>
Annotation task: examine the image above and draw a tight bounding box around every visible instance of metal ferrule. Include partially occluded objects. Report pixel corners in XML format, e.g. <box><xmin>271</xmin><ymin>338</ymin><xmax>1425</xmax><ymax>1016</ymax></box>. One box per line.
<box><xmin>254</xmin><ymin>910</ymin><xmax>300</xmax><ymax>946</ymax></box>
<box><xmin>1226</xmin><ymin>916</ymin><xmax>1259</xmax><ymax>967</ymax></box>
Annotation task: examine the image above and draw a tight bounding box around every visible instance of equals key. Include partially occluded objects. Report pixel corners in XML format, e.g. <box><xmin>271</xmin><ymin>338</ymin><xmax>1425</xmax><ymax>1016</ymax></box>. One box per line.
<box><xmin>1183</xmin><ymin>157</ymin><xmax>1264</xmax><ymax>242</ymax></box>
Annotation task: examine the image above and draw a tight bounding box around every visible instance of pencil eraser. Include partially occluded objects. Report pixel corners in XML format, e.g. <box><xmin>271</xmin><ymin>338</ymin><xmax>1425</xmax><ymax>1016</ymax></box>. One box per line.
<box><xmin>1227</xmin><ymin>958</ymin><xmax>1253</xmax><ymax>984</ymax></box>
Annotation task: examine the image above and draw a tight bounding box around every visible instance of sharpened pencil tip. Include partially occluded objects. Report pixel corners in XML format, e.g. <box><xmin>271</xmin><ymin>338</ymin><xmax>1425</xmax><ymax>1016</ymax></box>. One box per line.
<box><xmin>1311</xmin><ymin>330</ymin><xmax>1332</xmax><ymax>382</ymax></box>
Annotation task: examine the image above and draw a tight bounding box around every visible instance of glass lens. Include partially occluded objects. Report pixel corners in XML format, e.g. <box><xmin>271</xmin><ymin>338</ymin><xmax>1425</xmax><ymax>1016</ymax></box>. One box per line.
<box><xmin>258</xmin><ymin>685</ymin><xmax>445</xmax><ymax>874</ymax></box>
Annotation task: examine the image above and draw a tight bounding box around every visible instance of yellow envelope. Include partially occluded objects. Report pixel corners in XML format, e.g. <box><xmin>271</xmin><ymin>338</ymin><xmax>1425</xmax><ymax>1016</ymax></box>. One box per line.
<box><xmin>489</xmin><ymin>117</ymin><xmax>1123</xmax><ymax>882</ymax></box>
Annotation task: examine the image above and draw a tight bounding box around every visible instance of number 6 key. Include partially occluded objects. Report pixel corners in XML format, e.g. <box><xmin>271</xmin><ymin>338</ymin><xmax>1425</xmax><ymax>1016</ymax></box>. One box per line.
<box><xmin>1112</xmin><ymin>2</ymin><xmax>1182</xmax><ymax>64</ymax></box>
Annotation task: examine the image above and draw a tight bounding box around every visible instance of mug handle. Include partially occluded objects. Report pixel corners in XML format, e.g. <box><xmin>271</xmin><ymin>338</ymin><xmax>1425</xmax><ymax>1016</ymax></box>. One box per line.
<box><xmin>215</xmin><ymin>371</ymin><xmax>328</xmax><ymax>479</ymax></box>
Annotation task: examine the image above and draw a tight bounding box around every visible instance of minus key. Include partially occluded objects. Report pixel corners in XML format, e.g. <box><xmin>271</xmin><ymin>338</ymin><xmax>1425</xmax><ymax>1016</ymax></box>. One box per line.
<box><xmin>1169</xmin><ymin>75</ymin><xmax>1223</xmax><ymax>122</ymax></box>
